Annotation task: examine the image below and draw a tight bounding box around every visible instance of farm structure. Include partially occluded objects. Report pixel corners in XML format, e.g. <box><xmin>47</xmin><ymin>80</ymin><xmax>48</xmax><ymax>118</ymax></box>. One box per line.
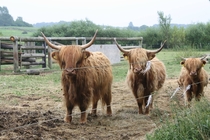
<box><xmin>0</xmin><ymin>36</ymin><xmax>143</xmax><ymax>73</ymax></box>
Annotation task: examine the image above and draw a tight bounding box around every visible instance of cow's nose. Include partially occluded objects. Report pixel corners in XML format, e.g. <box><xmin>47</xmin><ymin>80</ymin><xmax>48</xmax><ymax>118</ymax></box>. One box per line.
<box><xmin>134</xmin><ymin>68</ymin><xmax>142</xmax><ymax>73</ymax></box>
<box><xmin>190</xmin><ymin>71</ymin><xmax>197</xmax><ymax>76</ymax></box>
<box><xmin>65</xmin><ymin>68</ymin><xmax>76</xmax><ymax>75</ymax></box>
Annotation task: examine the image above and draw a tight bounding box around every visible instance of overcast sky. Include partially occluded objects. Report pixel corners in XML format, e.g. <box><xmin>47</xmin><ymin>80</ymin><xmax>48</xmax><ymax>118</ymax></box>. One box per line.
<box><xmin>1</xmin><ymin>0</ymin><xmax>210</xmax><ymax>27</ymax></box>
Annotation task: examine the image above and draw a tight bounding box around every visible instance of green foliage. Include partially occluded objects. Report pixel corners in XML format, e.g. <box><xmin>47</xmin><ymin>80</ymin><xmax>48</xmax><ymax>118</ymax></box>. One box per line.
<box><xmin>185</xmin><ymin>23</ymin><xmax>206</xmax><ymax>47</ymax></box>
<box><xmin>170</xmin><ymin>26</ymin><xmax>185</xmax><ymax>48</ymax></box>
<box><xmin>34</xmin><ymin>19</ymin><xmax>139</xmax><ymax>45</ymax></box>
<box><xmin>0</xmin><ymin>6</ymin><xmax>32</xmax><ymax>27</ymax></box>
<box><xmin>157</xmin><ymin>11</ymin><xmax>171</xmax><ymax>44</ymax></box>
<box><xmin>140</xmin><ymin>27</ymin><xmax>162</xmax><ymax>48</ymax></box>
<box><xmin>146</xmin><ymin>99</ymin><xmax>210</xmax><ymax>140</ymax></box>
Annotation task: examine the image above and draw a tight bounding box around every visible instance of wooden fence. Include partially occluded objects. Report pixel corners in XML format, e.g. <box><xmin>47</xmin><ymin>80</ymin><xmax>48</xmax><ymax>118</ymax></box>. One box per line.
<box><xmin>0</xmin><ymin>36</ymin><xmax>143</xmax><ymax>73</ymax></box>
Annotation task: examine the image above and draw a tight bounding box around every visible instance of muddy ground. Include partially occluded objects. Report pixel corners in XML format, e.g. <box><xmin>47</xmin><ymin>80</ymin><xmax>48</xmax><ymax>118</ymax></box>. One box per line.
<box><xmin>0</xmin><ymin>76</ymin><xmax>210</xmax><ymax>140</ymax></box>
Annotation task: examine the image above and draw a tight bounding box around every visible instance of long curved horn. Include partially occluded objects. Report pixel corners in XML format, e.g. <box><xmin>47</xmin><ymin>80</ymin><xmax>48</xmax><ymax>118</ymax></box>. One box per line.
<box><xmin>148</xmin><ymin>40</ymin><xmax>167</xmax><ymax>53</ymax></box>
<box><xmin>41</xmin><ymin>32</ymin><xmax>61</xmax><ymax>50</ymax></box>
<box><xmin>180</xmin><ymin>57</ymin><xmax>186</xmax><ymax>61</ymax></box>
<box><xmin>81</xmin><ymin>29</ymin><xmax>98</xmax><ymax>49</ymax></box>
<box><xmin>114</xmin><ymin>38</ymin><xmax>130</xmax><ymax>53</ymax></box>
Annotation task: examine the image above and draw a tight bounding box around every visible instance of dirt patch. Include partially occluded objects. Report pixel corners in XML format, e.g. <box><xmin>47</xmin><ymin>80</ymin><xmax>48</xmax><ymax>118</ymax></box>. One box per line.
<box><xmin>0</xmin><ymin>78</ymin><xmax>209</xmax><ymax>140</ymax></box>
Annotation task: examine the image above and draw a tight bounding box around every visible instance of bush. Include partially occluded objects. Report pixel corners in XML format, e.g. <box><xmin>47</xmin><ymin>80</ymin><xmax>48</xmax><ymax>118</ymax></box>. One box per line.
<box><xmin>22</xmin><ymin>31</ymin><xmax>28</xmax><ymax>34</ymax></box>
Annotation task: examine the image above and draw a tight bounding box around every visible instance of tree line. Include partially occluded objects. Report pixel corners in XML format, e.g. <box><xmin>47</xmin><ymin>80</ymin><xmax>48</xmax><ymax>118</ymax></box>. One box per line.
<box><xmin>34</xmin><ymin>13</ymin><xmax>210</xmax><ymax>49</ymax></box>
<box><xmin>0</xmin><ymin>6</ymin><xmax>32</xmax><ymax>27</ymax></box>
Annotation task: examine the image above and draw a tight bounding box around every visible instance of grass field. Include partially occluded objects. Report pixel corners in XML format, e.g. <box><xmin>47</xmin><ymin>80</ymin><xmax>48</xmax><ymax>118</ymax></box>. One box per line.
<box><xmin>0</xmin><ymin>26</ymin><xmax>39</xmax><ymax>37</ymax></box>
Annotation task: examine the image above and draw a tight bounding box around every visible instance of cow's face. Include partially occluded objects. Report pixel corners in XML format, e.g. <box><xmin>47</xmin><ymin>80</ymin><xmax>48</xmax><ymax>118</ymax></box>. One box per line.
<box><xmin>124</xmin><ymin>48</ymin><xmax>155</xmax><ymax>73</ymax></box>
<box><xmin>51</xmin><ymin>46</ymin><xmax>91</xmax><ymax>75</ymax></box>
<box><xmin>41</xmin><ymin>30</ymin><xmax>98</xmax><ymax>75</ymax></box>
<box><xmin>181</xmin><ymin>58</ymin><xmax>206</xmax><ymax>77</ymax></box>
<box><xmin>114</xmin><ymin>38</ymin><xmax>166</xmax><ymax>74</ymax></box>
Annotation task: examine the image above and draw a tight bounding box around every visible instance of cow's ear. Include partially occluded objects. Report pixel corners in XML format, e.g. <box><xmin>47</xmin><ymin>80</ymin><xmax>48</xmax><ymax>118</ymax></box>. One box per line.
<box><xmin>51</xmin><ymin>52</ymin><xmax>59</xmax><ymax>60</ymax></box>
<box><xmin>147</xmin><ymin>52</ymin><xmax>156</xmax><ymax>60</ymax></box>
<box><xmin>180</xmin><ymin>61</ymin><xmax>185</xmax><ymax>66</ymax></box>
<box><xmin>123</xmin><ymin>53</ymin><xmax>129</xmax><ymax>60</ymax></box>
<box><xmin>82</xmin><ymin>50</ymin><xmax>91</xmax><ymax>59</ymax></box>
<box><xmin>202</xmin><ymin>60</ymin><xmax>206</xmax><ymax>66</ymax></box>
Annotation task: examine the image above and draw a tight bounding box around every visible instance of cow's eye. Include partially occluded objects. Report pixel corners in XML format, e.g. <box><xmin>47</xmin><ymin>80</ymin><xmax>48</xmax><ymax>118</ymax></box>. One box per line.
<box><xmin>197</xmin><ymin>67</ymin><xmax>201</xmax><ymax>71</ymax></box>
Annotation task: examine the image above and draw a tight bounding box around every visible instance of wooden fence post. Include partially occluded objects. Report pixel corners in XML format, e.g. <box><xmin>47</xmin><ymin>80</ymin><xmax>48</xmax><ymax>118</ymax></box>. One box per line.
<box><xmin>82</xmin><ymin>38</ymin><xmax>86</xmax><ymax>45</ymax></box>
<box><xmin>48</xmin><ymin>43</ymin><xmax>52</xmax><ymax>69</ymax></box>
<box><xmin>139</xmin><ymin>39</ymin><xmax>143</xmax><ymax>47</ymax></box>
<box><xmin>76</xmin><ymin>39</ymin><xmax>78</xmax><ymax>45</ymax></box>
<box><xmin>42</xmin><ymin>42</ymin><xmax>47</xmax><ymax>68</ymax></box>
<box><xmin>13</xmin><ymin>40</ymin><xmax>19</xmax><ymax>72</ymax></box>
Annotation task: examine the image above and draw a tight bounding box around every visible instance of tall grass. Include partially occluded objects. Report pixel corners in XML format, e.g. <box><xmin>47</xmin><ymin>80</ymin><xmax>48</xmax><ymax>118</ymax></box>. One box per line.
<box><xmin>147</xmin><ymin>99</ymin><xmax>210</xmax><ymax>140</ymax></box>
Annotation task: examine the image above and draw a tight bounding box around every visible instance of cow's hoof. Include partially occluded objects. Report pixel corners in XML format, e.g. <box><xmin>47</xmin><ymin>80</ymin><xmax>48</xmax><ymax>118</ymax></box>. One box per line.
<box><xmin>106</xmin><ymin>113</ymin><xmax>112</xmax><ymax>117</ymax></box>
<box><xmin>80</xmin><ymin>121</ymin><xmax>87</xmax><ymax>125</ymax></box>
<box><xmin>64</xmin><ymin>116</ymin><xmax>72</xmax><ymax>123</ymax></box>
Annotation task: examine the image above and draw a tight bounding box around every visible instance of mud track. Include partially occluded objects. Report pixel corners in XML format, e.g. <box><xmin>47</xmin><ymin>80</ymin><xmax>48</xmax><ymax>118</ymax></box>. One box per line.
<box><xmin>0</xmin><ymin>79</ymin><xmax>209</xmax><ymax>140</ymax></box>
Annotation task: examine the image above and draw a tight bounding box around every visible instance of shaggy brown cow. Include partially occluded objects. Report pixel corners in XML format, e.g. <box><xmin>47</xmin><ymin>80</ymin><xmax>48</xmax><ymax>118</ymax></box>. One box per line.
<box><xmin>41</xmin><ymin>30</ymin><xmax>113</xmax><ymax>124</ymax></box>
<box><xmin>178</xmin><ymin>56</ymin><xmax>209</xmax><ymax>106</ymax></box>
<box><xmin>114</xmin><ymin>39</ymin><xmax>166</xmax><ymax>114</ymax></box>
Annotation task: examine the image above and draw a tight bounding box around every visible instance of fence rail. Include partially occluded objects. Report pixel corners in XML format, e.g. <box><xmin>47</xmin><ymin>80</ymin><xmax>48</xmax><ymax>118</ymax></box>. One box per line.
<box><xmin>0</xmin><ymin>36</ymin><xmax>143</xmax><ymax>73</ymax></box>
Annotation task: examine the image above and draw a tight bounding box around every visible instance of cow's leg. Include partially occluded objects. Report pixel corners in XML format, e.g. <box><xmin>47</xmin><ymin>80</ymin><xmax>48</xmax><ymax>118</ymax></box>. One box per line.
<box><xmin>185</xmin><ymin>90</ymin><xmax>192</xmax><ymax>107</ymax></box>
<box><xmin>195</xmin><ymin>85</ymin><xmax>204</xmax><ymax>101</ymax></box>
<box><xmin>64</xmin><ymin>95</ymin><xmax>74</xmax><ymax>123</ymax></box>
<box><xmin>144</xmin><ymin>96</ymin><xmax>150</xmax><ymax>114</ymax></box>
<box><xmin>62</xmin><ymin>83</ymin><xmax>74</xmax><ymax>123</ymax></box>
<box><xmin>102</xmin><ymin>87</ymin><xmax>112</xmax><ymax>116</ymax></box>
<box><xmin>135</xmin><ymin>85</ymin><xmax>144</xmax><ymax>114</ymax></box>
<box><xmin>79</xmin><ymin>104</ymin><xmax>88</xmax><ymax>124</ymax></box>
<box><xmin>65</xmin><ymin>104</ymin><xmax>74</xmax><ymax>123</ymax></box>
<box><xmin>137</xmin><ymin>101</ymin><xmax>144</xmax><ymax>114</ymax></box>
<box><xmin>136</xmin><ymin>96</ymin><xmax>144</xmax><ymax>114</ymax></box>
<box><xmin>91</xmin><ymin>100</ymin><xmax>98</xmax><ymax>117</ymax></box>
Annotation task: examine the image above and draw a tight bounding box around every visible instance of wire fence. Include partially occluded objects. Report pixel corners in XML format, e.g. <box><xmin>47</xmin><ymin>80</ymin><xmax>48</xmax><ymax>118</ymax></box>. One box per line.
<box><xmin>0</xmin><ymin>56</ymin><xmax>209</xmax><ymax>136</ymax></box>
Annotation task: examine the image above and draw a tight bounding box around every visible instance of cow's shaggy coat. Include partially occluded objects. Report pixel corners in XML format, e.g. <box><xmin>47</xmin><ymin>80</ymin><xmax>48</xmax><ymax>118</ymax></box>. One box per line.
<box><xmin>42</xmin><ymin>31</ymin><xmax>113</xmax><ymax>124</ymax></box>
<box><xmin>178</xmin><ymin>57</ymin><xmax>209</xmax><ymax>106</ymax></box>
<box><xmin>114</xmin><ymin>39</ymin><xmax>166</xmax><ymax>114</ymax></box>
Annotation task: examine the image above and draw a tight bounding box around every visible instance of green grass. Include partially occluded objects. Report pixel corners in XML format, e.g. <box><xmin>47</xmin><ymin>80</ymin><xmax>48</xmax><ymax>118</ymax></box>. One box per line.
<box><xmin>112</xmin><ymin>61</ymin><xmax>129</xmax><ymax>82</ymax></box>
<box><xmin>146</xmin><ymin>99</ymin><xmax>210</xmax><ymax>140</ymax></box>
<box><xmin>156</xmin><ymin>50</ymin><xmax>210</xmax><ymax>78</ymax></box>
<box><xmin>0</xmin><ymin>71</ymin><xmax>61</xmax><ymax>96</ymax></box>
<box><xmin>0</xmin><ymin>26</ymin><xmax>39</xmax><ymax>37</ymax></box>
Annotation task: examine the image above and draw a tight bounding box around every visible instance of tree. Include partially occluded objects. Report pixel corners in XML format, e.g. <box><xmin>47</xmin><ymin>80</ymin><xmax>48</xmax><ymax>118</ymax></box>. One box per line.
<box><xmin>0</xmin><ymin>6</ymin><xmax>14</xmax><ymax>26</ymax></box>
<box><xmin>157</xmin><ymin>11</ymin><xmax>171</xmax><ymax>48</ymax></box>
<box><xmin>15</xmin><ymin>17</ymin><xmax>33</xmax><ymax>27</ymax></box>
<box><xmin>170</xmin><ymin>26</ymin><xmax>185</xmax><ymax>48</ymax></box>
<box><xmin>0</xmin><ymin>6</ymin><xmax>32</xmax><ymax>27</ymax></box>
<box><xmin>0</xmin><ymin>6</ymin><xmax>9</xmax><ymax>14</ymax></box>
<box><xmin>140</xmin><ymin>27</ymin><xmax>161</xmax><ymax>48</ymax></box>
<box><xmin>185</xmin><ymin>23</ymin><xmax>207</xmax><ymax>48</ymax></box>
